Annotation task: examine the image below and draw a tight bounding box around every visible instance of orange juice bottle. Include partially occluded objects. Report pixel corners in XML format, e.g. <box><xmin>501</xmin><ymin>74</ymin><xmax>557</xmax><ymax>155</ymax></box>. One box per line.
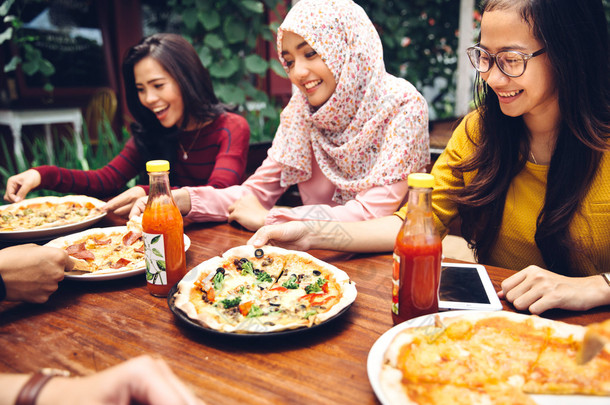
<box><xmin>392</xmin><ymin>173</ymin><xmax>442</xmax><ymax>324</ymax></box>
<box><xmin>142</xmin><ymin>160</ymin><xmax>186</xmax><ymax>297</ymax></box>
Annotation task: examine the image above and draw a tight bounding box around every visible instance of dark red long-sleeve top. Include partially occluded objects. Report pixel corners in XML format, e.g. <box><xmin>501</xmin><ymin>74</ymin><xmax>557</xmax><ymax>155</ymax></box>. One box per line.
<box><xmin>35</xmin><ymin>112</ymin><xmax>250</xmax><ymax>196</ymax></box>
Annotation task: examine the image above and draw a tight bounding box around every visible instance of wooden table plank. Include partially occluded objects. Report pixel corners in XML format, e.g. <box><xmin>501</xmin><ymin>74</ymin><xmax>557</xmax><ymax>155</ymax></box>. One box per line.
<box><xmin>1</xmin><ymin>217</ymin><xmax>608</xmax><ymax>404</ymax></box>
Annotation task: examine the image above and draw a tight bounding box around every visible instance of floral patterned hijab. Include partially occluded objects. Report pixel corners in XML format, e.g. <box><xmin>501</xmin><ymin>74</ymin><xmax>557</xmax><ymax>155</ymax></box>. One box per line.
<box><xmin>269</xmin><ymin>0</ymin><xmax>429</xmax><ymax>204</ymax></box>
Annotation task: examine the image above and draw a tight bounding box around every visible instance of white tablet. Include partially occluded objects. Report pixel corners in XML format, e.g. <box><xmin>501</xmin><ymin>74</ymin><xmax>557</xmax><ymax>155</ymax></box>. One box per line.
<box><xmin>439</xmin><ymin>262</ymin><xmax>503</xmax><ymax>311</ymax></box>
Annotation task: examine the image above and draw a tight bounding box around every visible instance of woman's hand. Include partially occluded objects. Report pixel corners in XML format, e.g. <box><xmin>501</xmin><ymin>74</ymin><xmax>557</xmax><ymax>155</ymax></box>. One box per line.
<box><xmin>498</xmin><ymin>265</ymin><xmax>610</xmax><ymax>314</ymax></box>
<box><xmin>248</xmin><ymin>222</ymin><xmax>314</xmax><ymax>251</ymax></box>
<box><xmin>37</xmin><ymin>355</ymin><xmax>204</xmax><ymax>405</ymax></box>
<box><xmin>0</xmin><ymin>244</ymin><xmax>71</xmax><ymax>303</ymax></box>
<box><xmin>4</xmin><ymin>169</ymin><xmax>41</xmax><ymax>203</ymax></box>
<box><xmin>128</xmin><ymin>188</ymin><xmax>191</xmax><ymax>218</ymax></box>
<box><xmin>227</xmin><ymin>194</ymin><xmax>269</xmax><ymax>232</ymax></box>
<box><xmin>103</xmin><ymin>187</ymin><xmax>147</xmax><ymax>217</ymax></box>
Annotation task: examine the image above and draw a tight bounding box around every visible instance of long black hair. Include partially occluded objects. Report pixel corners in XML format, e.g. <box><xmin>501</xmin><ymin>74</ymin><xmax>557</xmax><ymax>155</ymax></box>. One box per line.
<box><xmin>122</xmin><ymin>33</ymin><xmax>224</xmax><ymax>164</ymax></box>
<box><xmin>453</xmin><ymin>0</ymin><xmax>610</xmax><ymax>275</ymax></box>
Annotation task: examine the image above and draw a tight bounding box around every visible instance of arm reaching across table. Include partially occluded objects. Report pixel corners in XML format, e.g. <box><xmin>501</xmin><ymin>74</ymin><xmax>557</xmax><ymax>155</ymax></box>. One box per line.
<box><xmin>0</xmin><ymin>355</ymin><xmax>204</xmax><ymax>405</ymax></box>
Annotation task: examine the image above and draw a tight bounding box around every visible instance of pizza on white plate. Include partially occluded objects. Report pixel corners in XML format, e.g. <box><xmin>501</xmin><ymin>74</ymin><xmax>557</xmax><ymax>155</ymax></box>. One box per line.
<box><xmin>173</xmin><ymin>245</ymin><xmax>357</xmax><ymax>333</ymax></box>
<box><xmin>45</xmin><ymin>218</ymin><xmax>144</xmax><ymax>274</ymax></box>
<box><xmin>379</xmin><ymin>311</ymin><xmax>610</xmax><ymax>405</ymax></box>
<box><xmin>0</xmin><ymin>195</ymin><xmax>105</xmax><ymax>232</ymax></box>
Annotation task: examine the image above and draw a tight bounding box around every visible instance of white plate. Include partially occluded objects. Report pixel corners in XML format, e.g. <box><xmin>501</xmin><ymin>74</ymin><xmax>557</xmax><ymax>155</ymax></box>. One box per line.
<box><xmin>0</xmin><ymin>196</ymin><xmax>107</xmax><ymax>241</ymax></box>
<box><xmin>367</xmin><ymin>310</ymin><xmax>609</xmax><ymax>405</ymax></box>
<box><xmin>45</xmin><ymin>227</ymin><xmax>191</xmax><ymax>281</ymax></box>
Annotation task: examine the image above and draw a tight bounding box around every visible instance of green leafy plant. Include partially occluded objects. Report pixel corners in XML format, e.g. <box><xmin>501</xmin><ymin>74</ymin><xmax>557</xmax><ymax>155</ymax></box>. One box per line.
<box><xmin>356</xmin><ymin>0</ymin><xmax>460</xmax><ymax>120</ymax></box>
<box><xmin>0</xmin><ymin>117</ymin><xmax>132</xmax><ymax>204</ymax></box>
<box><xmin>166</xmin><ymin>0</ymin><xmax>286</xmax><ymax>143</ymax></box>
<box><xmin>0</xmin><ymin>0</ymin><xmax>55</xmax><ymax>92</ymax></box>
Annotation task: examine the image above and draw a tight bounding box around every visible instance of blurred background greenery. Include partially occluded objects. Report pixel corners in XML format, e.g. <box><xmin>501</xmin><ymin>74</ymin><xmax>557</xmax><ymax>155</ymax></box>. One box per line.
<box><xmin>1</xmin><ymin>0</ymin><xmax>609</xmax><ymax>201</ymax></box>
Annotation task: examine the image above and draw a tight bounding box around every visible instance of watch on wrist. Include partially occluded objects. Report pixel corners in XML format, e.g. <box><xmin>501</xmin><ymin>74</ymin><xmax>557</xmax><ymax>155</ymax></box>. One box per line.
<box><xmin>602</xmin><ymin>273</ymin><xmax>610</xmax><ymax>288</ymax></box>
<box><xmin>15</xmin><ymin>368</ymin><xmax>70</xmax><ymax>405</ymax></box>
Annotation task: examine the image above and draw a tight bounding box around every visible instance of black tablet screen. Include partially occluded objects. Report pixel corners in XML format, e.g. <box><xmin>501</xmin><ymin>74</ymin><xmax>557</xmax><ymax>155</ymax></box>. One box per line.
<box><xmin>440</xmin><ymin>265</ymin><xmax>490</xmax><ymax>304</ymax></box>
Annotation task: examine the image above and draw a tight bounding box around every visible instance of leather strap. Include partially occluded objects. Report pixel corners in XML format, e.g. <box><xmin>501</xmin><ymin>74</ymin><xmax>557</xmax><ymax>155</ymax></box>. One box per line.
<box><xmin>0</xmin><ymin>272</ymin><xmax>6</xmax><ymax>301</ymax></box>
<box><xmin>15</xmin><ymin>369</ymin><xmax>69</xmax><ymax>405</ymax></box>
<box><xmin>602</xmin><ymin>273</ymin><xmax>610</xmax><ymax>288</ymax></box>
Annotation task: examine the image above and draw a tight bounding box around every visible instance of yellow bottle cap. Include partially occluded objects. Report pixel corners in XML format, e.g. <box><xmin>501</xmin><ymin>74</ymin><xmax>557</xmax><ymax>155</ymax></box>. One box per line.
<box><xmin>408</xmin><ymin>173</ymin><xmax>434</xmax><ymax>188</ymax></box>
<box><xmin>146</xmin><ymin>160</ymin><xmax>170</xmax><ymax>172</ymax></box>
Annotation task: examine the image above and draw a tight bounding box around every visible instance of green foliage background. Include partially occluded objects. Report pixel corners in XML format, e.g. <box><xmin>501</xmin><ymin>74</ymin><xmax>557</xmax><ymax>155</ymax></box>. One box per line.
<box><xmin>1</xmin><ymin>0</ymin><xmax>609</xmax><ymax>202</ymax></box>
<box><xmin>357</xmin><ymin>0</ymin><xmax>461</xmax><ymax>120</ymax></box>
<box><xmin>162</xmin><ymin>0</ymin><xmax>286</xmax><ymax>143</ymax></box>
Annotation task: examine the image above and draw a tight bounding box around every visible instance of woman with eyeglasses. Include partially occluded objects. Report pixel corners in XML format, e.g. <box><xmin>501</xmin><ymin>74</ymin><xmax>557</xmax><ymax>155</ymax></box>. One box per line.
<box><xmin>249</xmin><ymin>0</ymin><xmax>610</xmax><ymax>315</ymax></box>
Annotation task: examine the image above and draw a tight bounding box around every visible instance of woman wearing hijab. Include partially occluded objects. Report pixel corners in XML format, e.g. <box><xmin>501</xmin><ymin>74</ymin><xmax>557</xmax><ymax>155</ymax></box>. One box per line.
<box><xmin>130</xmin><ymin>0</ymin><xmax>430</xmax><ymax>231</ymax></box>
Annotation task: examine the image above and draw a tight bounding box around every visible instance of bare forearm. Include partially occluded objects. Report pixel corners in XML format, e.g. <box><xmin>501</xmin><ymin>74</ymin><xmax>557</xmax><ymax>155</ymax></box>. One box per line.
<box><xmin>0</xmin><ymin>374</ymin><xmax>31</xmax><ymax>405</ymax></box>
<box><xmin>308</xmin><ymin>215</ymin><xmax>402</xmax><ymax>253</ymax></box>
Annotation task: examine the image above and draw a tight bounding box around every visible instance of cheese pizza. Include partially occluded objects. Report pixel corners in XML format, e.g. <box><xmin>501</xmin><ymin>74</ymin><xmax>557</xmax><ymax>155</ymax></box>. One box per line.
<box><xmin>0</xmin><ymin>195</ymin><xmax>105</xmax><ymax>232</ymax></box>
<box><xmin>379</xmin><ymin>311</ymin><xmax>610</xmax><ymax>404</ymax></box>
<box><xmin>173</xmin><ymin>245</ymin><xmax>357</xmax><ymax>333</ymax></box>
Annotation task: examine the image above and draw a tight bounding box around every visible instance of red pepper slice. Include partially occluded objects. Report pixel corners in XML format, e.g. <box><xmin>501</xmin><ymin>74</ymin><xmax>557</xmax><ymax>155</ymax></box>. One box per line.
<box><xmin>299</xmin><ymin>293</ymin><xmax>336</xmax><ymax>306</ymax></box>
<box><xmin>239</xmin><ymin>301</ymin><xmax>253</xmax><ymax>316</ymax></box>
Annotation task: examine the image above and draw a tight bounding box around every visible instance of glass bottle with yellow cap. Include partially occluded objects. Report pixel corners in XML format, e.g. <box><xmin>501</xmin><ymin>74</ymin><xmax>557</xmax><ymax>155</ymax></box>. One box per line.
<box><xmin>142</xmin><ymin>160</ymin><xmax>186</xmax><ymax>297</ymax></box>
<box><xmin>392</xmin><ymin>173</ymin><xmax>442</xmax><ymax>324</ymax></box>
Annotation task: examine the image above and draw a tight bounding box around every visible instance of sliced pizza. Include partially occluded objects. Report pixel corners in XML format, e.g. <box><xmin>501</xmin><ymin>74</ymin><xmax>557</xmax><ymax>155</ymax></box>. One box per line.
<box><xmin>46</xmin><ymin>223</ymin><xmax>144</xmax><ymax>274</ymax></box>
<box><xmin>173</xmin><ymin>245</ymin><xmax>357</xmax><ymax>333</ymax></box>
<box><xmin>380</xmin><ymin>311</ymin><xmax>610</xmax><ymax>404</ymax></box>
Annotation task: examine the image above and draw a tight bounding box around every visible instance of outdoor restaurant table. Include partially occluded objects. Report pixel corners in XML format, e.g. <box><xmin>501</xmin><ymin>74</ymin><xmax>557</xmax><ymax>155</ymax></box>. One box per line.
<box><xmin>1</xmin><ymin>214</ymin><xmax>609</xmax><ymax>404</ymax></box>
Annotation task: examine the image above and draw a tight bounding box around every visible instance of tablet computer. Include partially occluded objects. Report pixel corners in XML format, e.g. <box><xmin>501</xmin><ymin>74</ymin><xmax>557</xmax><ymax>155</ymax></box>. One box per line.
<box><xmin>439</xmin><ymin>262</ymin><xmax>503</xmax><ymax>311</ymax></box>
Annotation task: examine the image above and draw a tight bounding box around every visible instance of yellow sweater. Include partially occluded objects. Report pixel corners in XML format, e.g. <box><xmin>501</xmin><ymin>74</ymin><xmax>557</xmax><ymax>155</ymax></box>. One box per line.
<box><xmin>396</xmin><ymin>112</ymin><xmax>610</xmax><ymax>275</ymax></box>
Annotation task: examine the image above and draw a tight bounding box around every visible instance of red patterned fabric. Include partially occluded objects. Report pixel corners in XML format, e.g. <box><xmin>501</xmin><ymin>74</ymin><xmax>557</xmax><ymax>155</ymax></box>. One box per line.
<box><xmin>35</xmin><ymin>112</ymin><xmax>250</xmax><ymax>196</ymax></box>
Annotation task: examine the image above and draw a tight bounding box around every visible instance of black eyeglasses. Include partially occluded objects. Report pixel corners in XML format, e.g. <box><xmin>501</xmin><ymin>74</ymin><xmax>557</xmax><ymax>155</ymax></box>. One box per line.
<box><xmin>466</xmin><ymin>45</ymin><xmax>546</xmax><ymax>78</ymax></box>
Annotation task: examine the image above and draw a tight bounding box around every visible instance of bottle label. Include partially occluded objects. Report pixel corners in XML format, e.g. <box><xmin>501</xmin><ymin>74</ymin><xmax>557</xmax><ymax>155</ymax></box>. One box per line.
<box><xmin>143</xmin><ymin>232</ymin><xmax>167</xmax><ymax>286</ymax></box>
<box><xmin>391</xmin><ymin>253</ymin><xmax>400</xmax><ymax>315</ymax></box>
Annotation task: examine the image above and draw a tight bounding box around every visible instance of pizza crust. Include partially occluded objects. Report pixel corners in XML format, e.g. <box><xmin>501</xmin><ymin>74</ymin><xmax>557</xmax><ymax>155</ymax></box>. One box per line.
<box><xmin>173</xmin><ymin>245</ymin><xmax>357</xmax><ymax>333</ymax></box>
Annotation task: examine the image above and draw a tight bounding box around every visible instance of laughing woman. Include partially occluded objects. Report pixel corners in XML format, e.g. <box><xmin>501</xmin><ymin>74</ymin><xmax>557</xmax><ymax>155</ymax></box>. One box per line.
<box><xmin>4</xmin><ymin>34</ymin><xmax>250</xmax><ymax>216</ymax></box>
<box><xmin>129</xmin><ymin>0</ymin><xmax>429</xmax><ymax>230</ymax></box>
<box><xmin>251</xmin><ymin>0</ymin><xmax>610</xmax><ymax>314</ymax></box>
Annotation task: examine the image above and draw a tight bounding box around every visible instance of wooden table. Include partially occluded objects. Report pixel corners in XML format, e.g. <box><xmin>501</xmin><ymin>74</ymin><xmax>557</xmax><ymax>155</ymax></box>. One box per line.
<box><xmin>1</xmin><ymin>217</ymin><xmax>609</xmax><ymax>404</ymax></box>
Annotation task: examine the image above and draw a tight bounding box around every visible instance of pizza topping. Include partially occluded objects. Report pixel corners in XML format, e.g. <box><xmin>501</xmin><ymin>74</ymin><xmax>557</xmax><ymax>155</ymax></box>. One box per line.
<box><xmin>239</xmin><ymin>301</ymin><xmax>253</xmax><ymax>316</ymax></box>
<box><xmin>122</xmin><ymin>231</ymin><xmax>141</xmax><ymax>246</ymax></box>
<box><xmin>93</xmin><ymin>237</ymin><xmax>112</xmax><ymax>245</ymax></box>
<box><xmin>111</xmin><ymin>258</ymin><xmax>132</xmax><ymax>269</ymax></box>
<box><xmin>66</xmin><ymin>243</ymin><xmax>96</xmax><ymax>261</ymax></box>
<box><xmin>240</xmin><ymin>260</ymin><xmax>255</xmax><ymax>276</ymax></box>
<box><xmin>221</xmin><ymin>297</ymin><xmax>241</xmax><ymax>308</ymax></box>
<box><xmin>254</xmin><ymin>248</ymin><xmax>264</xmax><ymax>258</ymax></box>
<box><xmin>212</xmin><ymin>270</ymin><xmax>225</xmax><ymax>290</ymax></box>
<box><xmin>49</xmin><ymin>226</ymin><xmax>145</xmax><ymax>273</ymax></box>
<box><xmin>255</xmin><ymin>271</ymin><xmax>273</xmax><ymax>283</ymax></box>
<box><xmin>282</xmin><ymin>275</ymin><xmax>299</xmax><ymax>289</ymax></box>
<box><xmin>247</xmin><ymin>305</ymin><xmax>263</xmax><ymax>318</ymax></box>
<box><xmin>305</xmin><ymin>278</ymin><xmax>328</xmax><ymax>294</ymax></box>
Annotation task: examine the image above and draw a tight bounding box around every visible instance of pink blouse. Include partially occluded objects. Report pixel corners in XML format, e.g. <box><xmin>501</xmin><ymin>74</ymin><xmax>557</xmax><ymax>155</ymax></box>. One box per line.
<box><xmin>185</xmin><ymin>154</ymin><xmax>409</xmax><ymax>224</ymax></box>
